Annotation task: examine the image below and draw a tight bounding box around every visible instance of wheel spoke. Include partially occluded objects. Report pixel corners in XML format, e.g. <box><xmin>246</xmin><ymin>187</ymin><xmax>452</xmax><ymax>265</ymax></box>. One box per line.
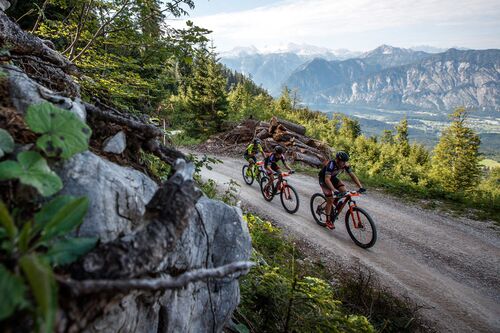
<box><xmin>345</xmin><ymin>207</ymin><xmax>376</xmax><ymax>248</ymax></box>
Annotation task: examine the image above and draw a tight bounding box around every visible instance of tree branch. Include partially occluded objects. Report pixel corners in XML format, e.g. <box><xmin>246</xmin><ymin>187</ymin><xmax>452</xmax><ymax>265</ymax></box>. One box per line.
<box><xmin>31</xmin><ymin>0</ymin><xmax>49</xmax><ymax>33</ymax></box>
<box><xmin>63</xmin><ymin>1</ymin><xmax>93</xmax><ymax>57</ymax></box>
<box><xmin>71</xmin><ymin>0</ymin><xmax>131</xmax><ymax>62</ymax></box>
<box><xmin>0</xmin><ymin>11</ymin><xmax>77</xmax><ymax>75</ymax></box>
<box><xmin>83</xmin><ymin>101</ymin><xmax>163</xmax><ymax>139</ymax></box>
<box><xmin>70</xmin><ymin>158</ymin><xmax>200</xmax><ymax>280</ymax></box>
<box><xmin>60</xmin><ymin>261</ymin><xmax>254</xmax><ymax>295</ymax></box>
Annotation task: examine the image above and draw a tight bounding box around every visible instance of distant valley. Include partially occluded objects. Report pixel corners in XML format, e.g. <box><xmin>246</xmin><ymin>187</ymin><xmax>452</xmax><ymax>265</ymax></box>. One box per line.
<box><xmin>220</xmin><ymin>44</ymin><xmax>500</xmax><ymax>158</ymax></box>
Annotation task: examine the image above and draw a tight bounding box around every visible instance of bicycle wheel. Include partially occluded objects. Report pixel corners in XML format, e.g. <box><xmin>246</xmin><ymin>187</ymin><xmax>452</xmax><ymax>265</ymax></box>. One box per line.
<box><xmin>345</xmin><ymin>206</ymin><xmax>377</xmax><ymax>248</ymax></box>
<box><xmin>310</xmin><ymin>193</ymin><xmax>328</xmax><ymax>227</ymax></box>
<box><xmin>260</xmin><ymin>177</ymin><xmax>274</xmax><ymax>201</ymax></box>
<box><xmin>280</xmin><ymin>184</ymin><xmax>299</xmax><ymax>214</ymax></box>
<box><xmin>242</xmin><ymin>165</ymin><xmax>253</xmax><ymax>185</ymax></box>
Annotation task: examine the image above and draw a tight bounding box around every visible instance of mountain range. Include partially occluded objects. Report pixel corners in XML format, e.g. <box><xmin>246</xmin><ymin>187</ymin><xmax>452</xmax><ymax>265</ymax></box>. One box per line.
<box><xmin>220</xmin><ymin>44</ymin><xmax>499</xmax><ymax>112</ymax></box>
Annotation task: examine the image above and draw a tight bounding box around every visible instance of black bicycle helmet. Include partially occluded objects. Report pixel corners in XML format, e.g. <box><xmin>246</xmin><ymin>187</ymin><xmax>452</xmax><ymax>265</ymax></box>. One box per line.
<box><xmin>253</xmin><ymin>138</ymin><xmax>261</xmax><ymax>145</ymax></box>
<box><xmin>275</xmin><ymin>145</ymin><xmax>284</xmax><ymax>154</ymax></box>
<box><xmin>336</xmin><ymin>151</ymin><xmax>349</xmax><ymax>162</ymax></box>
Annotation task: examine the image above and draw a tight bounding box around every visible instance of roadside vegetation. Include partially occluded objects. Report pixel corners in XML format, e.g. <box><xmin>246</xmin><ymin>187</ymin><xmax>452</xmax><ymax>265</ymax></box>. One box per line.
<box><xmin>237</xmin><ymin>212</ymin><xmax>427</xmax><ymax>333</ymax></box>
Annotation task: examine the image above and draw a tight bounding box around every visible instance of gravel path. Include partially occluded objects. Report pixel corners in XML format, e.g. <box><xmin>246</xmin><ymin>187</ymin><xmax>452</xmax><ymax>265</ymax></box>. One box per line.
<box><xmin>198</xmin><ymin>153</ymin><xmax>500</xmax><ymax>333</ymax></box>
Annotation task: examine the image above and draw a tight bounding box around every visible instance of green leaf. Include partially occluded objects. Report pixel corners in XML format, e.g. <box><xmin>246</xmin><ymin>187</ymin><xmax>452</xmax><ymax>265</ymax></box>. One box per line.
<box><xmin>45</xmin><ymin>237</ymin><xmax>97</xmax><ymax>266</ymax></box>
<box><xmin>0</xmin><ymin>264</ymin><xmax>28</xmax><ymax>321</ymax></box>
<box><xmin>25</xmin><ymin>102</ymin><xmax>91</xmax><ymax>159</ymax></box>
<box><xmin>18</xmin><ymin>221</ymin><xmax>32</xmax><ymax>253</ymax></box>
<box><xmin>41</xmin><ymin>197</ymin><xmax>88</xmax><ymax>242</ymax></box>
<box><xmin>20</xmin><ymin>254</ymin><xmax>57</xmax><ymax>333</ymax></box>
<box><xmin>0</xmin><ymin>151</ymin><xmax>63</xmax><ymax>197</ymax></box>
<box><xmin>33</xmin><ymin>196</ymin><xmax>75</xmax><ymax>235</ymax></box>
<box><xmin>0</xmin><ymin>160</ymin><xmax>20</xmax><ymax>179</ymax></box>
<box><xmin>0</xmin><ymin>201</ymin><xmax>17</xmax><ymax>240</ymax></box>
<box><xmin>0</xmin><ymin>128</ymin><xmax>14</xmax><ymax>158</ymax></box>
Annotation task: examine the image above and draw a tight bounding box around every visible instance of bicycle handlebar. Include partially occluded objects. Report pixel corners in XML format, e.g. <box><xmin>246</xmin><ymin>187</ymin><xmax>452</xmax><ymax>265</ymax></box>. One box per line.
<box><xmin>272</xmin><ymin>170</ymin><xmax>294</xmax><ymax>176</ymax></box>
<box><xmin>335</xmin><ymin>189</ymin><xmax>365</xmax><ymax>198</ymax></box>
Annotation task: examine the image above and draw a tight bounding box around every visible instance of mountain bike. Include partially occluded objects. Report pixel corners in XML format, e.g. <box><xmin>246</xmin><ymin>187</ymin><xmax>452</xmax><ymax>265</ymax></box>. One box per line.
<box><xmin>260</xmin><ymin>171</ymin><xmax>299</xmax><ymax>214</ymax></box>
<box><xmin>310</xmin><ymin>191</ymin><xmax>377</xmax><ymax>248</ymax></box>
<box><xmin>242</xmin><ymin>161</ymin><xmax>266</xmax><ymax>185</ymax></box>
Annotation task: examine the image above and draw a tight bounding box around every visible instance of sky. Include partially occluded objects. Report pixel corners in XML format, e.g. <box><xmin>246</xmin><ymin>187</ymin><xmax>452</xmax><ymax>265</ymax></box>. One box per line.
<box><xmin>169</xmin><ymin>0</ymin><xmax>500</xmax><ymax>52</ymax></box>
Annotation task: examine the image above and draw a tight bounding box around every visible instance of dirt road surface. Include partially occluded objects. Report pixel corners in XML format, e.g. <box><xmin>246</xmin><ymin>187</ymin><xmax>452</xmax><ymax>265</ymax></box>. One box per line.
<box><xmin>198</xmin><ymin>154</ymin><xmax>500</xmax><ymax>333</ymax></box>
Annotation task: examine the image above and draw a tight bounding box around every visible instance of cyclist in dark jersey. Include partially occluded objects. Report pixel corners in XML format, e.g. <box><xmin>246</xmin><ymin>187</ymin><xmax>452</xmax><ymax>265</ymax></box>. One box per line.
<box><xmin>264</xmin><ymin>145</ymin><xmax>293</xmax><ymax>190</ymax></box>
<box><xmin>319</xmin><ymin>151</ymin><xmax>365</xmax><ymax>229</ymax></box>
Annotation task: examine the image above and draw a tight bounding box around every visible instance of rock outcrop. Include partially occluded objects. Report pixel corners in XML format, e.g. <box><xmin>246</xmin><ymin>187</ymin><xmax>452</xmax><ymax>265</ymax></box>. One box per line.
<box><xmin>0</xmin><ymin>11</ymin><xmax>252</xmax><ymax>333</ymax></box>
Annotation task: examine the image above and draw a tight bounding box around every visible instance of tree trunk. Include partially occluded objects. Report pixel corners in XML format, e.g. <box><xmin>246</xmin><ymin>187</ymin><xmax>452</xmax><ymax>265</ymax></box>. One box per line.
<box><xmin>277</xmin><ymin>117</ymin><xmax>306</xmax><ymax>136</ymax></box>
<box><xmin>0</xmin><ymin>11</ymin><xmax>77</xmax><ymax>74</ymax></box>
<box><xmin>263</xmin><ymin>138</ymin><xmax>280</xmax><ymax>151</ymax></box>
<box><xmin>292</xmin><ymin>151</ymin><xmax>322</xmax><ymax>168</ymax></box>
<box><xmin>255</xmin><ymin>128</ymin><xmax>271</xmax><ymax>140</ymax></box>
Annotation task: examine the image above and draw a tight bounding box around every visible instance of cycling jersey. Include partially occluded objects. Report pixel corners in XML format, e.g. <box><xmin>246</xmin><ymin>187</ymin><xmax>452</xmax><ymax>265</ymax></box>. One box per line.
<box><xmin>265</xmin><ymin>153</ymin><xmax>285</xmax><ymax>171</ymax></box>
<box><xmin>319</xmin><ymin>160</ymin><xmax>352</xmax><ymax>185</ymax></box>
<box><xmin>245</xmin><ymin>143</ymin><xmax>264</xmax><ymax>156</ymax></box>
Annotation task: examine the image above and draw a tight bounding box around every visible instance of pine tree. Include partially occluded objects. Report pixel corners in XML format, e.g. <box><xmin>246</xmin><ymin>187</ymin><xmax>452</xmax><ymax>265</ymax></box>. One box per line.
<box><xmin>395</xmin><ymin>116</ymin><xmax>410</xmax><ymax>156</ymax></box>
<box><xmin>275</xmin><ymin>86</ymin><xmax>293</xmax><ymax>114</ymax></box>
<box><xmin>430</xmin><ymin>108</ymin><xmax>481</xmax><ymax>192</ymax></box>
<box><xmin>227</xmin><ymin>82</ymin><xmax>252</xmax><ymax>120</ymax></box>
<box><xmin>185</xmin><ymin>46</ymin><xmax>228</xmax><ymax>136</ymax></box>
<box><xmin>339</xmin><ymin>115</ymin><xmax>361</xmax><ymax>141</ymax></box>
<box><xmin>380</xmin><ymin>130</ymin><xmax>395</xmax><ymax>145</ymax></box>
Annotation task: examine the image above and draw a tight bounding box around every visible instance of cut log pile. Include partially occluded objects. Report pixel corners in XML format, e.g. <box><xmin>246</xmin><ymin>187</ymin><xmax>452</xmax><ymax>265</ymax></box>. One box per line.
<box><xmin>206</xmin><ymin>116</ymin><xmax>331</xmax><ymax>168</ymax></box>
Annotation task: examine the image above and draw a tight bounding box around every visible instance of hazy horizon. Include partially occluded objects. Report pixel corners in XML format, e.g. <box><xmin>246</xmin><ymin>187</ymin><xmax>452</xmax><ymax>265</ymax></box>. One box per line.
<box><xmin>170</xmin><ymin>0</ymin><xmax>500</xmax><ymax>53</ymax></box>
<box><xmin>216</xmin><ymin>42</ymin><xmax>484</xmax><ymax>55</ymax></box>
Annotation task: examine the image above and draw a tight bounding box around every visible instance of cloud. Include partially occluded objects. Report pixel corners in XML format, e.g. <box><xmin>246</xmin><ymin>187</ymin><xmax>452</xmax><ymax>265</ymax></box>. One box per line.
<box><xmin>174</xmin><ymin>0</ymin><xmax>500</xmax><ymax>50</ymax></box>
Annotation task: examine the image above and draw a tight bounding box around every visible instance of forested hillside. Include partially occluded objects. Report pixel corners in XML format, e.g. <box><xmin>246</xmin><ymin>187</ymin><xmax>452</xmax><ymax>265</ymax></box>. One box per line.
<box><xmin>1</xmin><ymin>1</ymin><xmax>499</xmax><ymax>332</ymax></box>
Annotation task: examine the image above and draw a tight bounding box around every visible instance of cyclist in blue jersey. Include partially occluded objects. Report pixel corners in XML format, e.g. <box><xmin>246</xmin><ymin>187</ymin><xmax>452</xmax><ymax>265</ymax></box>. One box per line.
<box><xmin>319</xmin><ymin>151</ymin><xmax>365</xmax><ymax>229</ymax></box>
<box><xmin>263</xmin><ymin>145</ymin><xmax>293</xmax><ymax>191</ymax></box>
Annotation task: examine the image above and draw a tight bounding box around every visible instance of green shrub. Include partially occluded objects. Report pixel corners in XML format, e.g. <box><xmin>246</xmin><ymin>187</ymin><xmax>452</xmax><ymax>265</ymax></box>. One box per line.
<box><xmin>0</xmin><ymin>198</ymin><xmax>96</xmax><ymax>332</ymax></box>
<box><xmin>239</xmin><ymin>213</ymin><xmax>375</xmax><ymax>333</ymax></box>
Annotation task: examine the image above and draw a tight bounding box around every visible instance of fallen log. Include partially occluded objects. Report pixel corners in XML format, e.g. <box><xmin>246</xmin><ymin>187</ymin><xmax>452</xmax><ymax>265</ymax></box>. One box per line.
<box><xmin>84</xmin><ymin>102</ymin><xmax>162</xmax><ymax>139</ymax></box>
<box><xmin>272</xmin><ymin>131</ymin><xmax>293</xmax><ymax>142</ymax></box>
<box><xmin>0</xmin><ymin>11</ymin><xmax>77</xmax><ymax>74</ymax></box>
<box><xmin>262</xmin><ymin>138</ymin><xmax>280</xmax><ymax>151</ymax></box>
<box><xmin>255</xmin><ymin>128</ymin><xmax>271</xmax><ymax>140</ymax></box>
<box><xmin>290</xmin><ymin>140</ymin><xmax>324</xmax><ymax>156</ymax></box>
<box><xmin>269</xmin><ymin>116</ymin><xmax>279</xmax><ymax>134</ymax></box>
<box><xmin>276</xmin><ymin>117</ymin><xmax>306</xmax><ymax>136</ymax></box>
<box><xmin>0</xmin><ymin>11</ymin><xmax>80</xmax><ymax>96</ymax></box>
<box><xmin>292</xmin><ymin>151</ymin><xmax>322</xmax><ymax>168</ymax></box>
<box><xmin>283</xmin><ymin>132</ymin><xmax>313</xmax><ymax>146</ymax></box>
<box><xmin>309</xmin><ymin>139</ymin><xmax>331</xmax><ymax>153</ymax></box>
<box><xmin>222</xmin><ymin>126</ymin><xmax>253</xmax><ymax>143</ymax></box>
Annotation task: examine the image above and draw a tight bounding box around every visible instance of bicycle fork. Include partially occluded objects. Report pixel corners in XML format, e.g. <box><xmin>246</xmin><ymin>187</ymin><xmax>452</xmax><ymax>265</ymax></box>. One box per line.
<box><xmin>347</xmin><ymin>201</ymin><xmax>363</xmax><ymax>228</ymax></box>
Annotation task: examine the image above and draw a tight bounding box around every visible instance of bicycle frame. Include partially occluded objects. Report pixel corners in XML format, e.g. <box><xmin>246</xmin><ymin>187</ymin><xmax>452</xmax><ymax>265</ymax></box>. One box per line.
<box><xmin>269</xmin><ymin>173</ymin><xmax>291</xmax><ymax>195</ymax></box>
<box><xmin>246</xmin><ymin>161</ymin><xmax>266</xmax><ymax>181</ymax></box>
<box><xmin>255</xmin><ymin>161</ymin><xmax>266</xmax><ymax>176</ymax></box>
<box><xmin>333</xmin><ymin>192</ymin><xmax>362</xmax><ymax>227</ymax></box>
<box><xmin>310</xmin><ymin>190</ymin><xmax>376</xmax><ymax>248</ymax></box>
